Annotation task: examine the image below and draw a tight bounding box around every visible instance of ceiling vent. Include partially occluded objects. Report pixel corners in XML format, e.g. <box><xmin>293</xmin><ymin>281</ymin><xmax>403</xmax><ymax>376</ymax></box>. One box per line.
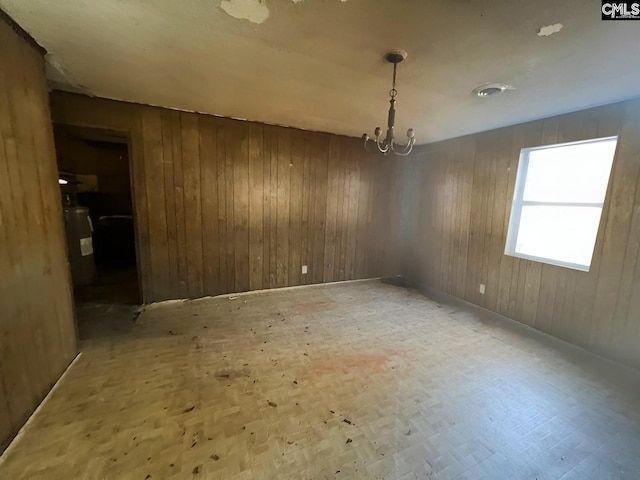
<box><xmin>472</xmin><ymin>83</ymin><xmax>513</xmax><ymax>97</ymax></box>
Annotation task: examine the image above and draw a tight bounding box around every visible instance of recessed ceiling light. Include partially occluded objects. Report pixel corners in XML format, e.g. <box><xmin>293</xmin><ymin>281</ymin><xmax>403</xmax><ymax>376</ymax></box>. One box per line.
<box><xmin>472</xmin><ymin>83</ymin><xmax>513</xmax><ymax>97</ymax></box>
<box><xmin>58</xmin><ymin>178</ymin><xmax>68</xmax><ymax>185</ymax></box>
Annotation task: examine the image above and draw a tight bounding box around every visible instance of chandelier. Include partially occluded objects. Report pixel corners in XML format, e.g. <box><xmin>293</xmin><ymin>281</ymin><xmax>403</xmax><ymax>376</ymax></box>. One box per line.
<box><xmin>362</xmin><ymin>51</ymin><xmax>416</xmax><ymax>156</ymax></box>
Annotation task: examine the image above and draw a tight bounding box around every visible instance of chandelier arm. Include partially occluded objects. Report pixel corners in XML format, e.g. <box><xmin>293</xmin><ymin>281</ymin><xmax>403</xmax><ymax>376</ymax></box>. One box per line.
<box><xmin>375</xmin><ymin>128</ymin><xmax>389</xmax><ymax>151</ymax></box>
<box><xmin>398</xmin><ymin>137</ymin><xmax>415</xmax><ymax>154</ymax></box>
<box><xmin>377</xmin><ymin>143</ymin><xmax>390</xmax><ymax>154</ymax></box>
<box><xmin>376</xmin><ymin>135</ymin><xmax>390</xmax><ymax>153</ymax></box>
<box><xmin>389</xmin><ymin>143</ymin><xmax>413</xmax><ymax>156</ymax></box>
<box><xmin>388</xmin><ymin>136</ymin><xmax>415</xmax><ymax>156</ymax></box>
<box><xmin>392</xmin><ymin>148</ymin><xmax>413</xmax><ymax>157</ymax></box>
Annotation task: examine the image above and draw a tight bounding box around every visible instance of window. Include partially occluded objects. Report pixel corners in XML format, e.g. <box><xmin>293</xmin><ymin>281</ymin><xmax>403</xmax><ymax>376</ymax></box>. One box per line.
<box><xmin>505</xmin><ymin>136</ymin><xmax>618</xmax><ymax>272</ymax></box>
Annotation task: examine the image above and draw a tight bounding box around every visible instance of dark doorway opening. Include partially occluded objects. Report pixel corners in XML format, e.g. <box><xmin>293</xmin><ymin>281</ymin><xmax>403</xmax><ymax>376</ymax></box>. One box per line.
<box><xmin>54</xmin><ymin>125</ymin><xmax>140</xmax><ymax>340</ymax></box>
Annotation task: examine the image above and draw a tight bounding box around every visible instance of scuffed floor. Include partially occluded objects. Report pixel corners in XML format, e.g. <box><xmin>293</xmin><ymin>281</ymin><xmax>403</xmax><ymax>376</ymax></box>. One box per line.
<box><xmin>1</xmin><ymin>280</ymin><xmax>639</xmax><ymax>479</ymax></box>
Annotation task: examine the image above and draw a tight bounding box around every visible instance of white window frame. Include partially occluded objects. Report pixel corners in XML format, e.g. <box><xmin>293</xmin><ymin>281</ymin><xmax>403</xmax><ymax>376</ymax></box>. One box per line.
<box><xmin>504</xmin><ymin>136</ymin><xmax>618</xmax><ymax>272</ymax></box>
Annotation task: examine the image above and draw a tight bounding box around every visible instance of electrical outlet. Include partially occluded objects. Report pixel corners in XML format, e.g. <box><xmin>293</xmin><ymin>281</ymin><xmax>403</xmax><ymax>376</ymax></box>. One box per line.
<box><xmin>479</xmin><ymin>283</ymin><xmax>486</xmax><ymax>294</ymax></box>
<box><xmin>301</xmin><ymin>265</ymin><xmax>308</xmax><ymax>274</ymax></box>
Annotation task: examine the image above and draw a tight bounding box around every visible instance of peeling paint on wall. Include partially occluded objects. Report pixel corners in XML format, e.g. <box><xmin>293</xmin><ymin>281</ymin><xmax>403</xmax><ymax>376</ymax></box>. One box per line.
<box><xmin>220</xmin><ymin>0</ymin><xmax>269</xmax><ymax>24</ymax></box>
<box><xmin>537</xmin><ymin>23</ymin><xmax>563</xmax><ymax>37</ymax></box>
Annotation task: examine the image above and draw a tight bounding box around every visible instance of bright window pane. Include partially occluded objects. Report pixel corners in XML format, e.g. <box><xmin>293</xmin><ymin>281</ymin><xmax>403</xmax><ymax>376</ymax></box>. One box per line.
<box><xmin>505</xmin><ymin>136</ymin><xmax>617</xmax><ymax>271</ymax></box>
<box><xmin>515</xmin><ymin>206</ymin><xmax>602</xmax><ymax>267</ymax></box>
<box><xmin>523</xmin><ymin>139</ymin><xmax>617</xmax><ymax>203</ymax></box>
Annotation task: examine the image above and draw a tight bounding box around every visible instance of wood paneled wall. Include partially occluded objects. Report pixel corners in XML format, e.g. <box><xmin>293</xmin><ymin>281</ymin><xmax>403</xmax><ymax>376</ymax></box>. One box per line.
<box><xmin>400</xmin><ymin>99</ymin><xmax>640</xmax><ymax>369</ymax></box>
<box><xmin>50</xmin><ymin>92</ymin><xmax>403</xmax><ymax>303</ymax></box>
<box><xmin>0</xmin><ymin>18</ymin><xmax>77</xmax><ymax>451</ymax></box>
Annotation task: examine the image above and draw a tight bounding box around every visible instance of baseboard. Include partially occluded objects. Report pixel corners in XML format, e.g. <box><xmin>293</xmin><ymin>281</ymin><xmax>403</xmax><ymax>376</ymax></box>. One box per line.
<box><xmin>145</xmin><ymin>277</ymin><xmax>384</xmax><ymax>308</ymax></box>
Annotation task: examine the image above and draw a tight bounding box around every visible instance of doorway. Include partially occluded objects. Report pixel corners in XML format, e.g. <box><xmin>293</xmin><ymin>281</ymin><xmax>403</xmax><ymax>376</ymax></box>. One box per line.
<box><xmin>54</xmin><ymin>125</ymin><xmax>140</xmax><ymax>339</ymax></box>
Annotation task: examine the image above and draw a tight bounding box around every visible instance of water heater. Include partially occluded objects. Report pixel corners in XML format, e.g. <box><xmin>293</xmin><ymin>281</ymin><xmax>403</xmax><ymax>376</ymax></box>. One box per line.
<box><xmin>63</xmin><ymin>206</ymin><xmax>96</xmax><ymax>286</ymax></box>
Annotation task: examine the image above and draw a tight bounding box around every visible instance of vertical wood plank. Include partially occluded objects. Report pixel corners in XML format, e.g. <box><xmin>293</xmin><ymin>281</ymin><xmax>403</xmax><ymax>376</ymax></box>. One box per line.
<box><xmin>345</xmin><ymin>142</ymin><xmax>360</xmax><ymax>281</ymax></box>
<box><xmin>589</xmin><ymin>103</ymin><xmax>638</xmax><ymax>354</ymax></box>
<box><xmin>141</xmin><ymin>108</ymin><xmax>169</xmax><ymax>301</ymax></box>
<box><xmin>614</xmin><ymin>102</ymin><xmax>640</xmax><ymax>362</ymax></box>
<box><xmin>216</xmin><ymin>124</ymin><xmax>229</xmax><ymax>293</ymax></box>
<box><xmin>276</xmin><ymin>128</ymin><xmax>291</xmax><ymax>287</ymax></box>
<box><xmin>464</xmin><ymin>142</ymin><xmax>481</xmax><ymax>303</ymax></box>
<box><xmin>445</xmin><ymin>146</ymin><xmax>461</xmax><ymax>293</ymax></box>
<box><xmin>439</xmin><ymin>147</ymin><xmax>455</xmax><ymax>293</ymax></box>
<box><xmin>181</xmin><ymin>113</ymin><xmax>203</xmax><ymax>298</ymax></box>
<box><xmin>232</xmin><ymin>122</ymin><xmax>250</xmax><ymax>293</ymax></box>
<box><xmin>312</xmin><ymin>135</ymin><xmax>329</xmax><ymax>285</ymax></box>
<box><xmin>127</xmin><ymin>110</ymin><xmax>152</xmax><ymax>303</ymax></box>
<box><xmin>455</xmin><ymin>138</ymin><xmax>474</xmax><ymax>299</ymax></box>
<box><xmin>288</xmin><ymin>130</ymin><xmax>304</xmax><ymax>286</ymax></box>
<box><xmin>479</xmin><ymin>131</ymin><xmax>499</xmax><ymax>309</ymax></box>
<box><xmin>488</xmin><ymin>129</ymin><xmax>513</xmax><ymax>313</ymax></box>
<box><xmin>248</xmin><ymin>123</ymin><xmax>264</xmax><ymax>291</ymax></box>
<box><xmin>300</xmin><ymin>133</ymin><xmax>312</xmax><ymax>284</ymax></box>
<box><xmin>224</xmin><ymin>122</ymin><xmax>237</xmax><ymax>292</ymax></box>
<box><xmin>267</xmin><ymin>125</ymin><xmax>279</xmax><ymax>289</ymax></box>
<box><xmin>199</xmin><ymin>115</ymin><xmax>220</xmax><ymax>296</ymax></box>
<box><xmin>161</xmin><ymin>110</ymin><xmax>178</xmax><ymax>297</ymax></box>
<box><xmin>323</xmin><ymin>136</ymin><xmax>340</xmax><ymax>282</ymax></box>
<box><xmin>261</xmin><ymin>128</ymin><xmax>272</xmax><ymax>289</ymax></box>
<box><xmin>171</xmin><ymin>112</ymin><xmax>188</xmax><ymax>299</ymax></box>
<box><xmin>354</xmin><ymin>148</ymin><xmax>371</xmax><ymax>280</ymax></box>
<box><xmin>334</xmin><ymin>138</ymin><xmax>348</xmax><ymax>281</ymax></box>
<box><xmin>573</xmin><ymin>104</ymin><xmax>623</xmax><ymax>349</ymax></box>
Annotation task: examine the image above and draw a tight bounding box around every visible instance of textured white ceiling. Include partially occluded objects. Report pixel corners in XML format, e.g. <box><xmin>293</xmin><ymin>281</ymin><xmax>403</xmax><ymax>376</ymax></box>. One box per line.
<box><xmin>2</xmin><ymin>0</ymin><xmax>640</xmax><ymax>143</ymax></box>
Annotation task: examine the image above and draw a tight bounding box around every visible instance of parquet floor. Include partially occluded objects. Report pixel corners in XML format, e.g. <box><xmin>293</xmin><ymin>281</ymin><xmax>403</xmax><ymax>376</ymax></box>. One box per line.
<box><xmin>1</xmin><ymin>280</ymin><xmax>639</xmax><ymax>479</ymax></box>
